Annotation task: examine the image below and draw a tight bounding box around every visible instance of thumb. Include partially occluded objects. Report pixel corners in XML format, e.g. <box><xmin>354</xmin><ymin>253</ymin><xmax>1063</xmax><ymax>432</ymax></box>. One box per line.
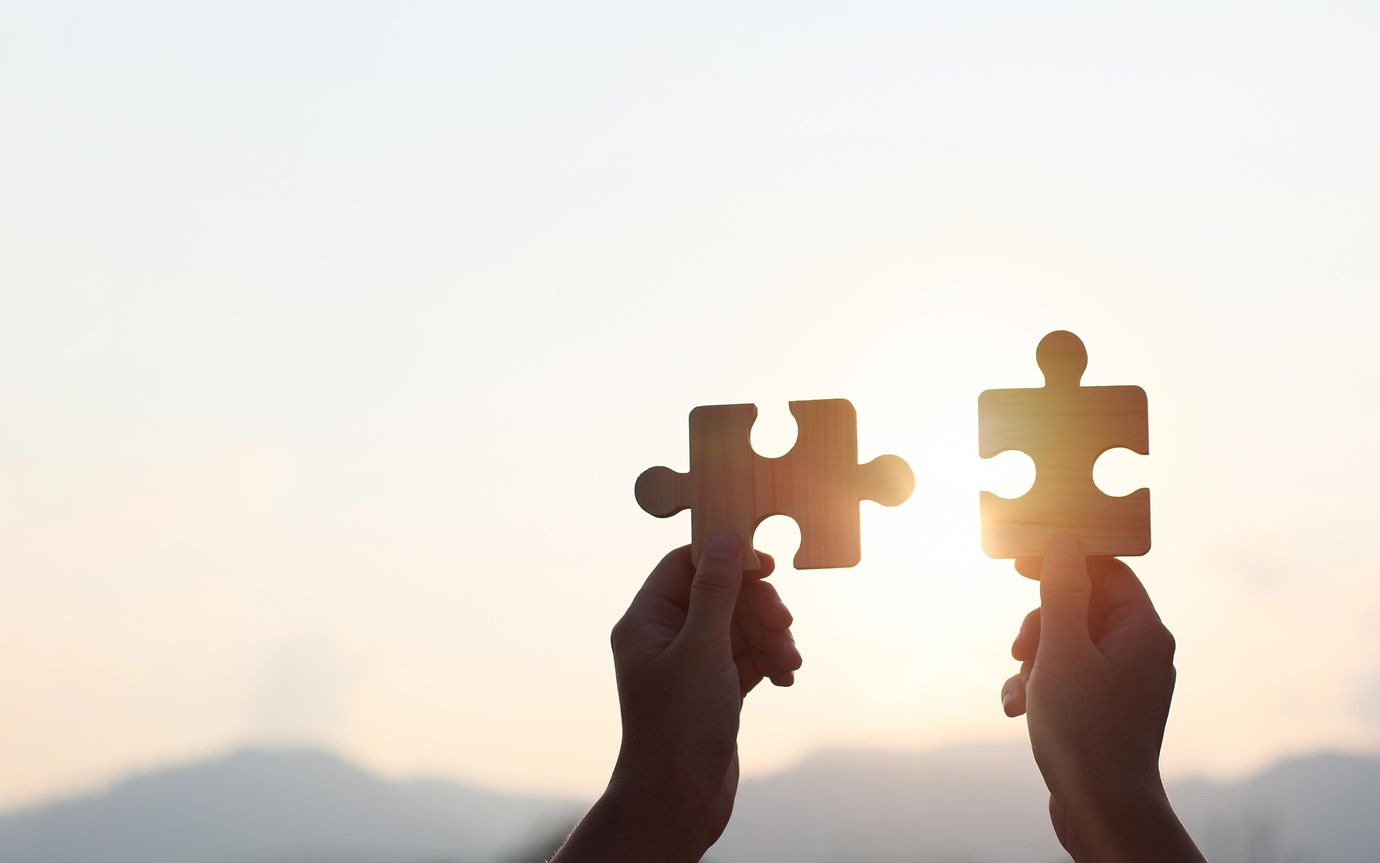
<box><xmin>680</xmin><ymin>531</ymin><xmax>745</xmax><ymax>650</ymax></box>
<box><xmin>1036</xmin><ymin>533</ymin><xmax>1094</xmax><ymax>659</ymax></box>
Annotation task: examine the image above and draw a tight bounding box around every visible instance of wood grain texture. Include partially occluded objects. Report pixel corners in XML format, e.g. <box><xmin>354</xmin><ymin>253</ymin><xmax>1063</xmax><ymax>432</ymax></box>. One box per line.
<box><xmin>978</xmin><ymin>330</ymin><xmax>1150</xmax><ymax>561</ymax></box>
<box><xmin>635</xmin><ymin>399</ymin><xmax>914</xmax><ymax>570</ymax></box>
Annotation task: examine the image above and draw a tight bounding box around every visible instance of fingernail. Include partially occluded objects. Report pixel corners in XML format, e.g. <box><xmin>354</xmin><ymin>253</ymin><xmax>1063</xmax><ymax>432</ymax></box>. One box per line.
<box><xmin>706</xmin><ymin>531</ymin><xmax>740</xmax><ymax>562</ymax></box>
<box><xmin>1001</xmin><ymin>686</ymin><xmax>1013</xmax><ymax>709</ymax></box>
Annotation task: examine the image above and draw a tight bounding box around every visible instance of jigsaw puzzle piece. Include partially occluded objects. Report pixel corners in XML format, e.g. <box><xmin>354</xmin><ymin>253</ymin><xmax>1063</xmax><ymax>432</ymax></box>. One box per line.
<box><xmin>980</xmin><ymin>486</ymin><xmax>1150</xmax><ymax>559</ymax></box>
<box><xmin>635</xmin><ymin>399</ymin><xmax>913</xmax><ymax>571</ymax></box>
<box><xmin>778</xmin><ymin>400</ymin><xmax>861</xmax><ymax>569</ymax></box>
<box><xmin>635</xmin><ymin>403</ymin><xmax>765</xmax><ymax>570</ymax></box>
<box><xmin>688</xmin><ymin>403</ymin><xmax>766</xmax><ymax>569</ymax></box>
<box><xmin>978</xmin><ymin>331</ymin><xmax>1150</xmax><ymax>560</ymax></box>
<box><xmin>783</xmin><ymin>400</ymin><xmax>914</xmax><ymax>569</ymax></box>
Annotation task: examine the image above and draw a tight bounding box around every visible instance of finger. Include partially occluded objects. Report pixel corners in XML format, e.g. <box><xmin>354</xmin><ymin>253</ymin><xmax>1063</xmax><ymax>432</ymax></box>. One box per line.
<box><xmin>1036</xmin><ymin>534</ymin><xmax>1095</xmax><ymax>659</ymax></box>
<box><xmin>1012</xmin><ymin>607</ymin><xmax>1041</xmax><ymax>660</ymax></box>
<box><xmin>734</xmin><ymin>622</ymin><xmax>800</xmax><ymax>683</ymax></box>
<box><xmin>618</xmin><ymin>546</ymin><xmax>695</xmax><ymax>636</ymax></box>
<box><xmin>1089</xmin><ymin>557</ymin><xmax>1159</xmax><ymax>630</ymax></box>
<box><xmin>1001</xmin><ymin>673</ymin><xmax>1026</xmax><ymax>716</ymax></box>
<box><xmin>1001</xmin><ymin>657</ymin><xmax>1033</xmax><ymax>716</ymax></box>
<box><xmin>736</xmin><ymin>611</ymin><xmax>803</xmax><ymax>671</ymax></box>
<box><xmin>1089</xmin><ymin>559</ymin><xmax>1175</xmax><ymax>661</ymax></box>
<box><xmin>736</xmin><ymin>640</ymin><xmax>793</xmax><ymax>686</ymax></box>
<box><xmin>731</xmin><ymin>615</ymin><xmax>747</xmax><ymax>657</ymax></box>
<box><xmin>738</xmin><ymin>646</ymin><xmax>791</xmax><ymax>694</ymax></box>
<box><xmin>742</xmin><ymin>579</ymin><xmax>793</xmax><ymax>630</ymax></box>
<box><xmin>749</xmin><ymin>550</ymin><xmax>776</xmax><ymax>578</ymax></box>
<box><xmin>754</xmin><ymin>647</ymin><xmax>794</xmax><ymax>687</ymax></box>
<box><xmin>1019</xmin><ymin>559</ymin><xmax>1138</xmax><ymax>649</ymax></box>
<box><xmin>680</xmin><ymin>532</ymin><xmax>746</xmax><ymax>650</ymax></box>
<box><xmin>737</xmin><ymin>653</ymin><xmax>765</xmax><ymax>697</ymax></box>
<box><xmin>739</xmin><ymin>668</ymin><xmax>764</xmax><ymax>697</ymax></box>
<box><xmin>630</xmin><ymin>545</ymin><xmax>696</xmax><ymax>613</ymax></box>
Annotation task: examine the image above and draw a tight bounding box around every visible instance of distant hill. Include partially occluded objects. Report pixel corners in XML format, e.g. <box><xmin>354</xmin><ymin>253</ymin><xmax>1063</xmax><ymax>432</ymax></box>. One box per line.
<box><xmin>0</xmin><ymin>748</ymin><xmax>578</xmax><ymax>863</ymax></box>
<box><xmin>2</xmin><ymin>743</ymin><xmax>1378</xmax><ymax>862</ymax></box>
<box><xmin>715</xmin><ymin>742</ymin><xmax>1063</xmax><ymax>862</ymax></box>
<box><xmin>719</xmin><ymin>743</ymin><xmax>1380</xmax><ymax>863</ymax></box>
<box><xmin>1171</xmin><ymin>751</ymin><xmax>1380</xmax><ymax>863</ymax></box>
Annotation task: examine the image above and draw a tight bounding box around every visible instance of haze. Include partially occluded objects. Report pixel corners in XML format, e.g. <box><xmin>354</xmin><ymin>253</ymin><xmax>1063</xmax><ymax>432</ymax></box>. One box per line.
<box><xmin>1</xmin><ymin>1</ymin><xmax>1378</xmax><ymax>811</ymax></box>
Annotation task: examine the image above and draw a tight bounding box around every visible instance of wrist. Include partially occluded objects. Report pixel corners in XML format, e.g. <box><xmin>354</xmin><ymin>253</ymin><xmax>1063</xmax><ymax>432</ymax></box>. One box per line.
<box><xmin>553</xmin><ymin>779</ymin><xmax>704</xmax><ymax>863</ymax></box>
<box><xmin>609</xmin><ymin>740</ymin><xmax>717</xmax><ymax>819</ymax></box>
<box><xmin>590</xmin><ymin>775</ymin><xmax>706</xmax><ymax>863</ymax></box>
<box><xmin>1066</xmin><ymin>784</ymin><xmax>1203</xmax><ymax>863</ymax></box>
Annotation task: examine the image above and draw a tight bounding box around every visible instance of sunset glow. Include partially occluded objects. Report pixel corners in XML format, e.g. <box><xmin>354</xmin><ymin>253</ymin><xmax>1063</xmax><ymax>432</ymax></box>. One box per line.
<box><xmin>1</xmin><ymin>2</ymin><xmax>1378</xmax><ymax>825</ymax></box>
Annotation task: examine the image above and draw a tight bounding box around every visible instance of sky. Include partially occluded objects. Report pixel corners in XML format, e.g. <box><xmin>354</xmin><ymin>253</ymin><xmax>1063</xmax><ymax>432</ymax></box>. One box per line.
<box><xmin>1</xmin><ymin>0</ymin><xmax>1379</xmax><ymax>811</ymax></box>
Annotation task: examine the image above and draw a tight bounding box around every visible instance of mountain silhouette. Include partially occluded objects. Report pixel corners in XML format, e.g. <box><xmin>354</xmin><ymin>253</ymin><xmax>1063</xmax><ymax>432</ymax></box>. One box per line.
<box><xmin>714</xmin><ymin>742</ymin><xmax>1063</xmax><ymax>861</ymax></box>
<box><xmin>0</xmin><ymin>748</ymin><xmax>577</xmax><ymax>863</ymax></box>
<box><xmin>1</xmin><ymin>743</ymin><xmax>1377</xmax><ymax>862</ymax></box>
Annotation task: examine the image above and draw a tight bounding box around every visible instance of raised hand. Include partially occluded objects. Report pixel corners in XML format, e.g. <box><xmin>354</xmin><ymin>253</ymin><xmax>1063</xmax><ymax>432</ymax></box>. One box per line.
<box><xmin>553</xmin><ymin>533</ymin><xmax>802</xmax><ymax>863</ymax></box>
<box><xmin>1001</xmin><ymin>534</ymin><xmax>1205</xmax><ymax>863</ymax></box>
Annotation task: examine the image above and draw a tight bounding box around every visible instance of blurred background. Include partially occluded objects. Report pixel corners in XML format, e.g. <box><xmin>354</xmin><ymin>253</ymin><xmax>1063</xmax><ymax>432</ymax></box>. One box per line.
<box><xmin>2</xmin><ymin>2</ymin><xmax>1378</xmax><ymax>861</ymax></box>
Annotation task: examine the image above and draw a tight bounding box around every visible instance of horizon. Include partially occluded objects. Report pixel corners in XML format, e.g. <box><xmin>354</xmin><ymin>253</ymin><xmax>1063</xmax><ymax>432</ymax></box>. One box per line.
<box><xmin>9</xmin><ymin>736</ymin><xmax>1380</xmax><ymax>818</ymax></box>
<box><xmin>3</xmin><ymin>0</ymin><xmax>1379</xmax><ymax>817</ymax></box>
<box><xmin>10</xmin><ymin>739</ymin><xmax>1380</xmax><ymax>863</ymax></box>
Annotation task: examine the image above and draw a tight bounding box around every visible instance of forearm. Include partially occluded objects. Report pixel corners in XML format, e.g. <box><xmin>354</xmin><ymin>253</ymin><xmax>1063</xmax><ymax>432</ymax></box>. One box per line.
<box><xmin>551</xmin><ymin>780</ymin><xmax>704</xmax><ymax>863</ymax></box>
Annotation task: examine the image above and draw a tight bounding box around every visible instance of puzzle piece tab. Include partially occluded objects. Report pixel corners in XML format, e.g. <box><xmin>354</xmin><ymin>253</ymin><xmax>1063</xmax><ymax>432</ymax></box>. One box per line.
<box><xmin>635</xmin><ymin>399</ymin><xmax>914</xmax><ymax>570</ymax></box>
<box><xmin>978</xmin><ymin>330</ymin><xmax>1150</xmax><ymax>560</ymax></box>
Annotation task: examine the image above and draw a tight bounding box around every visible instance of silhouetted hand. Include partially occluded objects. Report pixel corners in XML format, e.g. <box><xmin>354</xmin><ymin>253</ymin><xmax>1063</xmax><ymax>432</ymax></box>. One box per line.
<box><xmin>552</xmin><ymin>532</ymin><xmax>802</xmax><ymax>863</ymax></box>
<box><xmin>1000</xmin><ymin>533</ymin><xmax>1204</xmax><ymax>862</ymax></box>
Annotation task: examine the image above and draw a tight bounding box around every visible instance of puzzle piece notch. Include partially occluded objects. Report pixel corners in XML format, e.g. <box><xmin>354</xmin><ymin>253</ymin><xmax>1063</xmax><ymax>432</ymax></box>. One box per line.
<box><xmin>978</xmin><ymin>330</ymin><xmax>1150</xmax><ymax>562</ymax></box>
<box><xmin>635</xmin><ymin>399</ymin><xmax>914</xmax><ymax>570</ymax></box>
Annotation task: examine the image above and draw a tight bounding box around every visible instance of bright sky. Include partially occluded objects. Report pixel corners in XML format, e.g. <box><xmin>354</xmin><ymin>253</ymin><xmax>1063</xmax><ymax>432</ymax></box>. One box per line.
<box><xmin>2</xmin><ymin>1</ymin><xmax>1378</xmax><ymax>810</ymax></box>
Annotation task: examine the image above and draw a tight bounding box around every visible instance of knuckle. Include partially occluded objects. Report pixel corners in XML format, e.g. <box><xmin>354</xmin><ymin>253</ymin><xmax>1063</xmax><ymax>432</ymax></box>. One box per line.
<box><xmin>609</xmin><ymin>618</ymin><xmax>634</xmax><ymax>651</ymax></box>
<box><xmin>1139</xmin><ymin>625</ymin><xmax>1176</xmax><ymax>664</ymax></box>
<box><xmin>691</xmin><ymin>574</ymin><xmax>734</xmax><ymax>600</ymax></box>
<box><xmin>1155</xmin><ymin>627</ymin><xmax>1177</xmax><ymax>659</ymax></box>
<box><xmin>1039</xmin><ymin>583</ymin><xmax>1089</xmax><ymax>604</ymax></box>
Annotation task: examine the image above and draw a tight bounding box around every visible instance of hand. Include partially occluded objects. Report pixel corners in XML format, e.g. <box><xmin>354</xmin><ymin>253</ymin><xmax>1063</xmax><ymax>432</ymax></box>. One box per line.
<box><xmin>553</xmin><ymin>533</ymin><xmax>802</xmax><ymax>863</ymax></box>
<box><xmin>1001</xmin><ymin>534</ymin><xmax>1204</xmax><ymax>863</ymax></box>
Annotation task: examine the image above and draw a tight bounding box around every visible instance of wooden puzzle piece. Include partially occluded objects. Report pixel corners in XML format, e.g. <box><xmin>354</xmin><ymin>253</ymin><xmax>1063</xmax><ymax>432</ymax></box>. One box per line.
<box><xmin>635</xmin><ymin>399</ymin><xmax>914</xmax><ymax>570</ymax></box>
<box><xmin>978</xmin><ymin>330</ymin><xmax>1150</xmax><ymax>560</ymax></box>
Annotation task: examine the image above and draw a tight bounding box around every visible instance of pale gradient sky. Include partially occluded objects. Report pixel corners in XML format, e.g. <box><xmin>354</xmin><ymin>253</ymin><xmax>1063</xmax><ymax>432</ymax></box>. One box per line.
<box><xmin>2</xmin><ymin>1</ymin><xmax>1379</xmax><ymax>810</ymax></box>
